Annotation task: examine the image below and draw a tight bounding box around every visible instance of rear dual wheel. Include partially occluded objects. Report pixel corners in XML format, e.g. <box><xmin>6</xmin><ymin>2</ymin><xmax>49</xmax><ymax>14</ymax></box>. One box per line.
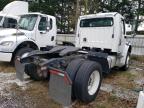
<box><xmin>72</xmin><ymin>60</ymin><xmax>102</xmax><ymax>103</ymax></box>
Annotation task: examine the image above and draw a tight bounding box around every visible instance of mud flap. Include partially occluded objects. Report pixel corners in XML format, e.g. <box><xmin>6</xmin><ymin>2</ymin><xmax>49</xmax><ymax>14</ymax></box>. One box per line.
<box><xmin>15</xmin><ymin>57</ymin><xmax>25</xmax><ymax>81</ymax></box>
<box><xmin>49</xmin><ymin>69</ymin><xmax>72</xmax><ymax>106</ymax></box>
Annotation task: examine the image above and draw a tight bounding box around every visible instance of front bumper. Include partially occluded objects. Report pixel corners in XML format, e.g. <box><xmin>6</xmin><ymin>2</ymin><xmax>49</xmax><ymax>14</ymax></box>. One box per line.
<box><xmin>0</xmin><ymin>51</ymin><xmax>12</xmax><ymax>62</ymax></box>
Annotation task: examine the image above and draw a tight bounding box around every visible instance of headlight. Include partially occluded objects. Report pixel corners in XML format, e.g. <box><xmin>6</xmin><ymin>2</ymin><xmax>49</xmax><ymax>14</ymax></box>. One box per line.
<box><xmin>0</xmin><ymin>41</ymin><xmax>14</xmax><ymax>46</ymax></box>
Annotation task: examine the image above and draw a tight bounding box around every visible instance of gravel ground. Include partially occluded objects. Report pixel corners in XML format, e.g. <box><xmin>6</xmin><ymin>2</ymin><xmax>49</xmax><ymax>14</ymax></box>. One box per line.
<box><xmin>0</xmin><ymin>59</ymin><xmax>143</xmax><ymax>108</ymax></box>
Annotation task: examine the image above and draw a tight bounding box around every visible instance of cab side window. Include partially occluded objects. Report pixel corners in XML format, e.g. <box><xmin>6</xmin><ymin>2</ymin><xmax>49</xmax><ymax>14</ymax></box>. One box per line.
<box><xmin>3</xmin><ymin>18</ymin><xmax>17</xmax><ymax>28</ymax></box>
<box><xmin>49</xmin><ymin>18</ymin><xmax>53</xmax><ymax>30</ymax></box>
<box><xmin>122</xmin><ymin>19</ymin><xmax>125</xmax><ymax>35</ymax></box>
<box><xmin>38</xmin><ymin>17</ymin><xmax>48</xmax><ymax>31</ymax></box>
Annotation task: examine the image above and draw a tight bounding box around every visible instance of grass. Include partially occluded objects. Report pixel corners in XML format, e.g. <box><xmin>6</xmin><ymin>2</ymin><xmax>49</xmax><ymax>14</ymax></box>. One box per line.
<box><xmin>117</xmin><ymin>71</ymin><xmax>136</xmax><ymax>80</ymax></box>
<box><xmin>131</xmin><ymin>55</ymin><xmax>144</xmax><ymax>62</ymax></box>
<box><xmin>103</xmin><ymin>55</ymin><xmax>144</xmax><ymax>90</ymax></box>
<box><xmin>93</xmin><ymin>91</ymin><xmax>137</xmax><ymax>108</ymax></box>
<box><xmin>103</xmin><ymin>70</ymin><xmax>137</xmax><ymax>89</ymax></box>
<box><xmin>0</xmin><ymin>62</ymin><xmax>15</xmax><ymax>73</ymax></box>
<box><xmin>126</xmin><ymin>31</ymin><xmax>144</xmax><ymax>35</ymax></box>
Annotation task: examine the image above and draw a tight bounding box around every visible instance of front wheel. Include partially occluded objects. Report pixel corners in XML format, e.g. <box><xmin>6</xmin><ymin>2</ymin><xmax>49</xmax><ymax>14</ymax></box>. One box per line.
<box><xmin>73</xmin><ymin>60</ymin><xmax>102</xmax><ymax>103</ymax></box>
<box><xmin>13</xmin><ymin>47</ymin><xmax>33</xmax><ymax>65</ymax></box>
<box><xmin>121</xmin><ymin>53</ymin><xmax>130</xmax><ymax>71</ymax></box>
<box><xmin>15</xmin><ymin>47</ymin><xmax>33</xmax><ymax>60</ymax></box>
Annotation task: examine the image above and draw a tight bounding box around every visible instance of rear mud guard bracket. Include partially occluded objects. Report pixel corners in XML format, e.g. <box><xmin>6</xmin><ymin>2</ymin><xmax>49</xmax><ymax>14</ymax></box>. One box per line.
<box><xmin>15</xmin><ymin>57</ymin><xmax>25</xmax><ymax>81</ymax></box>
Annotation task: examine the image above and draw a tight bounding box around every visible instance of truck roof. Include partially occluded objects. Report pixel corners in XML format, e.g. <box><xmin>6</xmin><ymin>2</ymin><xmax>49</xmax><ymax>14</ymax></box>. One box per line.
<box><xmin>21</xmin><ymin>12</ymin><xmax>56</xmax><ymax>20</ymax></box>
<box><xmin>80</xmin><ymin>12</ymin><xmax>122</xmax><ymax>19</ymax></box>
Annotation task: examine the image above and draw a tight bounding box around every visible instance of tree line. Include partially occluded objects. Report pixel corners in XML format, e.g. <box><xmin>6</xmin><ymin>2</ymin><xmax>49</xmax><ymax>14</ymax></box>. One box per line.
<box><xmin>0</xmin><ymin>0</ymin><xmax>144</xmax><ymax>33</ymax></box>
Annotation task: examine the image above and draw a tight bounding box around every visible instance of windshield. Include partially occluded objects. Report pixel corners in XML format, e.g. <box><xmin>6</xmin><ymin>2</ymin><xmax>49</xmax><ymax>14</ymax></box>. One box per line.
<box><xmin>80</xmin><ymin>17</ymin><xmax>113</xmax><ymax>27</ymax></box>
<box><xmin>19</xmin><ymin>14</ymin><xmax>38</xmax><ymax>31</ymax></box>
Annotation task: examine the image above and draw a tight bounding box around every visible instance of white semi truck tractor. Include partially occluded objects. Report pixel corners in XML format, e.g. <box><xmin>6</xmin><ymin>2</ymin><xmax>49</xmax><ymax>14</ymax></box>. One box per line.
<box><xmin>15</xmin><ymin>12</ymin><xmax>132</xmax><ymax>106</ymax></box>
<box><xmin>0</xmin><ymin>12</ymin><xmax>57</xmax><ymax>63</ymax></box>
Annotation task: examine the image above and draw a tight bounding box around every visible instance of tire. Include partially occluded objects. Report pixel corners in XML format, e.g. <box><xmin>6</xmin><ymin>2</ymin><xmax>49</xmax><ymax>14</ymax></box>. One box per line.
<box><xmin>73</xmin><ymin>60</ymin><xmax>102</xmax><ymax>103</ymax></box>
<box><xmin>66</xmin><ymin>59</ymin><xmax>84</xmax><ymax>81</ymax></box>
<box><xmin>13</xmin><ymin>47</ymin><xmax>33</xmax><ymax>65</ymax></box>
<box><xmin>66</xmin><ymin>58</ymin><xmax>84</xmax><ymax>99</ymax></box>
<box><xmin>25</xmin><ymin>63</ymin><xmax>49</xmax><ymax>81</ymax></box>
<box><xmin>121</xmin><ymin>53</ymin><xmax>130</xmax><ymax>71</ymax></box>
<box><xmin>14</xmin><ymin>47</ymin><xmax>33</xmax><ymax>61</ymax></box>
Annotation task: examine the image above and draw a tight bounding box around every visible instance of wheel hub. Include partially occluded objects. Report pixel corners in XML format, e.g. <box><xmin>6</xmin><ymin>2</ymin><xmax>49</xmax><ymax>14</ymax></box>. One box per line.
<box><xmin>88</xmin><ymin>70</ymin><xmax>100</xmax><ymax>95</ymax></box>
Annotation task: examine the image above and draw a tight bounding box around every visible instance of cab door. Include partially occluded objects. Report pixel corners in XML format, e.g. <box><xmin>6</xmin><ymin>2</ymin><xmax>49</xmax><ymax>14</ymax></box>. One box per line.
<box><xmin>118</xmin><ymin>19</ymin><xmax>126</xmax><ymax>53</ymax></box>
<box><xmin>36</xmin><ymin>16</ymin><xmax>55</xmax><ymax>47</ymax></box>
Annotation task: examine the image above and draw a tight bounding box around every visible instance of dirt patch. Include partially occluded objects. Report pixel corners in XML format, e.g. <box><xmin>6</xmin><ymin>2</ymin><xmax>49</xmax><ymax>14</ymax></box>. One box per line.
<box><xmin>131</xmin><ymin>56</ymin><xmax>144</xmax><ymax>63</ymax></box>
<box><xmin>103</xmin><ymin>59</ymin><xmax>144</xmax><ymax>91</ymax></box>
<box><xmin>0</xmin><ymin>72</ymin><xmax>61</xmax><ymax>108</ymax></box>
<box><xmin>73</xmin><ymin>91</ymin><xmax>137</xmax><ymax>108</ymax></box>
<box><xmin>0</xmin><ymin>62</ymin><xmax>15</xmax><ymax>73</ymax></box>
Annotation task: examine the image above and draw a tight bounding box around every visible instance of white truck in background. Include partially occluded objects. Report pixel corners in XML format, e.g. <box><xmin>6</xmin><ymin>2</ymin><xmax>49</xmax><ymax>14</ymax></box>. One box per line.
<box><xmin>0</xmin><ymin>12</ymin><xmax>57</xmax><ymax>63</ymax></box>
<box><xmin>0</xmin><ymin>1</ymin><xmax>28</xmax><ymax>29</ymax></box>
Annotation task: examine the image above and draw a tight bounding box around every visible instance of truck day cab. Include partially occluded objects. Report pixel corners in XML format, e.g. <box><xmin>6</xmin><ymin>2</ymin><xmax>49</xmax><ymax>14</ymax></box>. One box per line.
<box><xmin>0</xmin><ymin>12</ymin><xmax>56</xmax><ymax>62</ymax></box>
<box><xmin>15</xmin><ymin>12</ymin><xmax>131</xmax><ymax>106</ymax></box>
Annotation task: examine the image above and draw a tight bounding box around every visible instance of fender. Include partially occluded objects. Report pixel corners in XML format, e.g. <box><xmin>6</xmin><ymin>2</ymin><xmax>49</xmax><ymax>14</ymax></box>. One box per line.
<box><xmin>12</xmin><ymin>40</ymin><xmax>38</xmax><ymax>59</ymax></box>
<box><xmin>87</xmin><ymin>52</ymin><xmax>110</xmax><ymax>74</ymax></box>
<box><xmin>12</xmin><ymin>35</ymin><xmax>38</xmax><ymax>51</ymax></box>
<box><xmin>14</xmin><ymin>40</ymin><xmax>38</xmax><ymax>52</ymax></box>
<box><xmin>120</xmin><ymin>42</ymin><xmax>132</xmax><ymax>66</ymax></box>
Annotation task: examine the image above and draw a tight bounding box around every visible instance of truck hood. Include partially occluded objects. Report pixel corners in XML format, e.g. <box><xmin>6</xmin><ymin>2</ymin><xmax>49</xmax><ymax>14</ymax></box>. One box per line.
<box><xmin>0</xmin><ymin>28</ymin><xmax>17</xmax><ymax>36</ymax></box>
<box><xmin>0</xmin><ymin>28</ymin><xmax>34</xmax><ymax>41</ymax></box>
<box><xmin>0</xmin><ymin>28</ymin><xmax>33</xmax><ymax>36</ymax></box>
